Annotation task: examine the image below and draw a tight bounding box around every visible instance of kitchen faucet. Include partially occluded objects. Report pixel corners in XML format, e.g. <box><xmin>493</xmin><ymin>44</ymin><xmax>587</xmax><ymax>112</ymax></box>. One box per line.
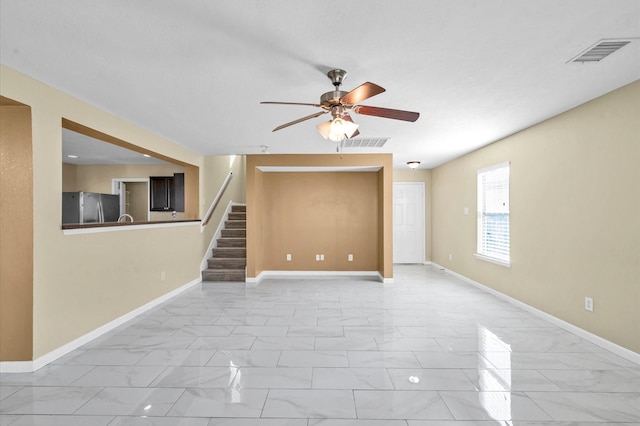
<box><xmin>117</xmin><ymin>214</ymin><xmax>134</xmax><ymax>223</ymax></box>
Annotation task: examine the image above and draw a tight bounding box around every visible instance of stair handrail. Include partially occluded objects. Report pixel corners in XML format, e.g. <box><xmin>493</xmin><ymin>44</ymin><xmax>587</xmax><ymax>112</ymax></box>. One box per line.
<box><xmin>201</xmin><ymin>171</ymin><xmax>234</xmax><ymax>229</ymax></box>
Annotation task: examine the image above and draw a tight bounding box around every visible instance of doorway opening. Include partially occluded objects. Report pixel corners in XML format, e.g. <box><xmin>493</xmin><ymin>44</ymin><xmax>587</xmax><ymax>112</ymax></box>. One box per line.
<box><xmin>112</xmin><ymin>178</ymin><xmax>150</xmax><ymax>222</ymax></box>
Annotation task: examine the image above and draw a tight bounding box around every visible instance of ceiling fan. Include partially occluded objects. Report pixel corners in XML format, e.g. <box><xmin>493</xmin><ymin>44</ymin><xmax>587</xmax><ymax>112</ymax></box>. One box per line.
<box><xmin>261</xmin><ymin>69</ymin><xmax>419</xmax><ymax>142</ymax></box>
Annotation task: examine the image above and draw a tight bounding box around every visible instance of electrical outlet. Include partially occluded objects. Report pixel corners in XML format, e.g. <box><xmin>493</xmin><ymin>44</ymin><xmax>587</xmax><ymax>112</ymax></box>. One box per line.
<box><xmin>320</xmin><ymin>254</ymin><xmax>324</xmax><ymax>261</ymax></box>
<box><xmin>464</xmin><ymin>207</ymin><xmax>469</xmax><ymax>215</ymax></box>
<box><xmin>449</xmin><ymin>253</ymin><xmax>453</xmax><ymax>261</ymax></box>
<box><xmin>286</xmin><ymin>253</ymin><xmax>292</xmax><ymax>261</ymax></box>
<box><xmin>316</xmin><ymin>254</ymin><xmax>320</xmax><ymax>261</ymax></box>
<box><xmin>584</xmin><ymin>297</ymin><xmax>594</xmax><ymax>312</ymax></box>
<box><xmin>161</xmin><ymin>271</ymin><xmax>166</xmax><ymax>281</ymax></box>
<box><xmin>348</xmin><ymin>254</ymin><xmax>353</xmax><ymax>262</ymax></box>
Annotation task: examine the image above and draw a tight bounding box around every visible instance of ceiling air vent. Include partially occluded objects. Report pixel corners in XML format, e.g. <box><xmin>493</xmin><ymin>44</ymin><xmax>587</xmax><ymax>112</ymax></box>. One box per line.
<box><xmin>570</xmin><ymin>39</ymin><xmax>631</xmax><ymax>63</ymax></box>
<box><xmin>341</xmin><ymin>137</ymin><xmax>389</xmax><ymax>148</ymax></box>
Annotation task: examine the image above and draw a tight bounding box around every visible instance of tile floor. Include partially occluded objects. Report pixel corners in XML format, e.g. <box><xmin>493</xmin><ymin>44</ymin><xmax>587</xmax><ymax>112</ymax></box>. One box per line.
<box><xmin>1</xmin><ymin>264</ymin><xmax>639</xmax><ymax>425</ymax></box>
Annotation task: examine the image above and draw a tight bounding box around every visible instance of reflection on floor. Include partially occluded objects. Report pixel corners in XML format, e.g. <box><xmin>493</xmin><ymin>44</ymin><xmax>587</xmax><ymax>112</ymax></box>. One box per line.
<box><xmin>1</xmin><ymin>264</ymin><xmax>639</xmax><ymax>425</ymax></box>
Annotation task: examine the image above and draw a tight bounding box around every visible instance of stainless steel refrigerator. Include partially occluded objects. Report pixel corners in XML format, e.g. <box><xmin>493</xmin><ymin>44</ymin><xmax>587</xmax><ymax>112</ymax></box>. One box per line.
<box><xmin>62</xmin><ymin>192</ymin><xmax>120</xmax><ymax>224</ymax></box>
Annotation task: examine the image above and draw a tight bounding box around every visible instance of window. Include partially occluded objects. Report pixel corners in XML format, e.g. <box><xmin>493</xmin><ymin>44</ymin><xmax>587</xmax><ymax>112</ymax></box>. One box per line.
<box><xmin>476</xmin><ymin>162</ymin><xmax>510</xmax><ymax>267</ymax></box>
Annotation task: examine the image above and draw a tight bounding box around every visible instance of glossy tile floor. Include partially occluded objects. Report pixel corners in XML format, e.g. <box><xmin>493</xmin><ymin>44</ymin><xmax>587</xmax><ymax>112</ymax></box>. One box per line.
<box><xmin>1</xmin><ymin>265</ymin><xmax>639</xmax><ymax>425</ymax></box>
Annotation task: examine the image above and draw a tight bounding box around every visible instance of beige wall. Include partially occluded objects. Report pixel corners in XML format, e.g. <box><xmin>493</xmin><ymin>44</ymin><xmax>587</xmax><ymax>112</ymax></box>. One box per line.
<box><xmin>431</xmin><ymin>80</ymin><xmax>640</xmax><ymax>353</ymax></box>
<box><xmin>0</xmin><ymin>66</ymin><xmax>246</xmax><ymax>360</ymax></box>
<box><xmin>393</xmin><ymin>168</ymin><xmax>433</xmax><ymax>262</ymax></box>
<box><xmin>262</xmin><ymin>172</ymin><xmax>379</xmax><ymax>271</ymax></box>
<box><xmin>126</xmin><ymin>182</ymin><xmax>148</xmax><ymax>222</ymax></box>
<box><xmin>246</xmin><ymin>154</ymin><xmax>393</xmax><ymax>279</ymax></box>
<box><xmin>65</xmin><ymin>163</ymin><xmax>184</xmax><ymax>194</ymax></box>
<box><xmin>0</xmin><ymin>99</ymin><xmax>33</xmax><ymax>361</ymax></box>
<box><xmin>61</xmin><ymin>163</ymin><xmax>77</xmax><ymax>191</ymax></box>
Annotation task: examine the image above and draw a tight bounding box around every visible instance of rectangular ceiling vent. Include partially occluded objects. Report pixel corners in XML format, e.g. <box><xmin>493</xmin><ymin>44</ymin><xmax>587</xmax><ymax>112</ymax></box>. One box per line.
<box><xmin>570</xmin><ymin>39</ymin><xmax>631</xmax><ymax>63</ymax></box>
<box><xmin>342</xmin><ymin>137</ymin><xmax>389</xmax><ymax>148</ymax></box>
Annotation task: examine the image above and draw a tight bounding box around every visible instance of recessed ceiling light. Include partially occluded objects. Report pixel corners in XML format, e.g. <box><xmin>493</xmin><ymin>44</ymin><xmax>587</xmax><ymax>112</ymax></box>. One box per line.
<box><xmin>67</xmin><ymin>154</ymin><xmax>78</xmax><ymax>159</ymax></box>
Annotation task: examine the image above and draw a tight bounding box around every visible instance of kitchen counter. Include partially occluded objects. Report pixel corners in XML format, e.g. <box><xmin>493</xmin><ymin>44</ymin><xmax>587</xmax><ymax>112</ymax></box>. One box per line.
<box><xmin>62</xmin><ymin>219</ymin><xmax>200</xmax><ymax>230</ymax></box>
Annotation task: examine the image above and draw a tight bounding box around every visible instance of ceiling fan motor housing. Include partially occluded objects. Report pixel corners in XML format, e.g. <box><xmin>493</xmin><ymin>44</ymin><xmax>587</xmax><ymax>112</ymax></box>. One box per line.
<box><xmin>327</xmin><ymin>69</ymin><xmax>347</xmax><ymax>88</ymax></box>
<box><xmin>320</xmin><ymin>90</ymin><xmax>348</xmax><ymax>107</ymax></box>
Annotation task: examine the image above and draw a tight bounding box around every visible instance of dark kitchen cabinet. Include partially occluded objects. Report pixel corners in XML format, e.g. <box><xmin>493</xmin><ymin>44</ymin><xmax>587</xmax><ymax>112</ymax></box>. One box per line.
<box><xmin>150</xmin><ymin>176</ymin><xmax>174</xmax><ymax>211</ymax></box>
<box><xmin>150</xmin><ymin>173</ymin><xmax>184</xmax><ymax>212</ymax></box>
<box><xmin>173</xmin><ymin>172</ymin><xmax>184</xmax><ymax>212</ymax></box>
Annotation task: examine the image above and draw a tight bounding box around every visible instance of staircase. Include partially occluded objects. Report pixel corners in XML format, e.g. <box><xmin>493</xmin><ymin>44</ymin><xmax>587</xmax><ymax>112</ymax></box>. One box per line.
<box><xmin>202</xmin><ymin>205</ymin><xmax>246</xmax><ymax>282</ymax></box>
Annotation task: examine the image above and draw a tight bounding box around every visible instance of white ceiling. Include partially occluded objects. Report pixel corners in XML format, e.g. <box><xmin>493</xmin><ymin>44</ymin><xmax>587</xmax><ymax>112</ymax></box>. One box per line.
<box><xmin>2</xmin><ymin>1</ymin><xmax>639</xmax><ymax>169</ymax></box>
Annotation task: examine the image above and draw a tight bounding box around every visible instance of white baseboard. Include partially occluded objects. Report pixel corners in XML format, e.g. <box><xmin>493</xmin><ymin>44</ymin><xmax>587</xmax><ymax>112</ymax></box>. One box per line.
<box><xmin>244</xmin><ymin>271</ymin><xmax>263</xmax><ymax>285</ymax></box>
<box><xmin>377</xmin><ymin>272</ymin><xmax>394</xmax><ymax>285</ymax></box>
<box><xmin>0</xmin><ymin>361</ymin><xmax>33</xmax><ymax>374</ymax></box>
<box><xmin>431</xmin><ymin>262</ymin><xmax>640</xmax><ymax>366</ymax></box>
<box><xmin>0</xmin><ymin>277</ymin><xmax>202</xmax><ymax>373</ymax></box>
<box><xmin>246</xmin><ymin>270</ymin><xmax>390</xmax><ymax>285</ymax></box>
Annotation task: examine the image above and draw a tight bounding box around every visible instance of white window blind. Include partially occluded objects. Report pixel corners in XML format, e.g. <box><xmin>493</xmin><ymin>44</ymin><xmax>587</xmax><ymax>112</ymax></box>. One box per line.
<box><xmin>477</xmin><ymin>162</ymin><xmax>510</xmax><ymax>266</ymax></box>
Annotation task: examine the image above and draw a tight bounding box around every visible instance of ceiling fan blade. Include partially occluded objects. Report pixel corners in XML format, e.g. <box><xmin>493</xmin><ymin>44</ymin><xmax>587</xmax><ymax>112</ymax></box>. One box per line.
<box><xmin>261</xmin><ymin>101</ymin><xmax>323</xmax><ymax>107</ymax></box>
<box><xmin>340</xmin><ymin>82</ymin><xmax>385</xmax><ymax>105</ymax></box>
<box><xmin>342</xmin><ymin>114</ymin><xmax>360</xmax><ymax>138</ymax></box>
<box><xmin>353</xmin><ymin>105</ymin><xmax>420</xmax><ymax>122</ymax></box>
<box><xmin>272</xmin><ymin>110</ymin><xmax>328</xmax><ymax>132</ymax></box>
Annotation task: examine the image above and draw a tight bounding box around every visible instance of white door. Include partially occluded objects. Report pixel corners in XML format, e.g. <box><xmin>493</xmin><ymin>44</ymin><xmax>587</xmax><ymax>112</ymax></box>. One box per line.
<box><xmin>393</xmin><ymin>182</ymin><xmax>425</xmax><ymax>263</ymax></box>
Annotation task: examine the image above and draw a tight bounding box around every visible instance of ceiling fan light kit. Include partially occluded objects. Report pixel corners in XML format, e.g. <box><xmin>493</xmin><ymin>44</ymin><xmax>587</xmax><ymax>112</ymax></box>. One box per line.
<box><xmin>261</xmin><ymin>69</ymin><xmax>419</xmax><ymax>143</ymax></box>
<box><xmin>317</xmin><ymin>117</ymin><xmax>360</xmax><ymax>142</ymax></box>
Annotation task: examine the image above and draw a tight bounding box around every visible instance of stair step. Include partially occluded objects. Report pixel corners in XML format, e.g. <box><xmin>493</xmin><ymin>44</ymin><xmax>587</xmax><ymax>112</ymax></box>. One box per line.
<box><xmin>208</xmin><ymin>257</ymin><xmax>246</xmax><ymax>269</ymax></box>
<box><xmin>202</xmin><ymin>269</ymin><xmax>245</xmax><ymax>282</ymax></box>
<box><xmin>221</xmin><ymin>229</ymin><xmax>246</xmax><ymax>238</ymax></box>
<box><xmin>228</xmin><ymin>212</ymin><xmax>246</xmax><ymax>221</ymax></box>
<box><xmin>217</xmin><ymin>238</ymin><xmax>246</xmax><ymax>248</ymax></box>
<box><xmin>225</xmin><ymin>220</ymin><xmax>246</xmax><ymax>229</ymax></box>
<box><xmin>204</xmin><ymin>205</ymin><xmax>247</xmax><ymax>282</ymax></box>
<box><xmin>212</xmin><ymin>247</ymin><xmax>247</xmax><ymax>259</ymax></box>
